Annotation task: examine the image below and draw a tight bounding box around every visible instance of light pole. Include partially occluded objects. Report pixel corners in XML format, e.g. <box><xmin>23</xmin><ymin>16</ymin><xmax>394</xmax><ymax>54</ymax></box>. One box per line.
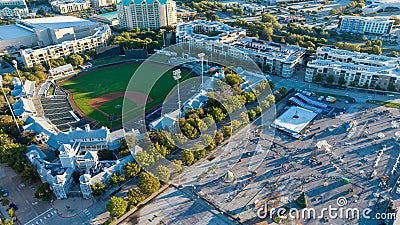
<box><xmin>198</xmin><ymin>53</ymin><xmax>205</xmax><ymax>91</ymax></box>
<box><xmin>0</xmin><ymin>75</ymin><xmax>21</xmax><ymax>135</ymax></box>
<box><xmin>173</xmin><ymin>69</ymin><xmax>182</xmax><ymax>118</ymax></box>
<box><xmin>12</xmin><ymin>60</ymin><xmax>27</xmax><ymax>97</ymax></box>
<box><xmin>160</xmin><ymin>29</ymin><xmax>166</xmax><ymax>48</ymax></box>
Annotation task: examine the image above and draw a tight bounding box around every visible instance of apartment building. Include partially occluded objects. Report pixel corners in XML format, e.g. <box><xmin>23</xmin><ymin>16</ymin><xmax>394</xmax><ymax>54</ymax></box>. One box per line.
<box><xmin>305</xmin><ymin>60</ymin><xmax>400</xmax><ymax>90</ymax></box>
<box><xmin>0</xmin><ymin>0</ymin><xmax>28</xmax><ymax>18</ymax></box>
<box><xmin>117</xmin><ymin>0</ymin><xmax>177</xmax><ymax>30</ymax></box>
<box><xmin>305</xmin><ymin>47</ymin><xmax>400</xmax><ymax>90</ymax></box>
<box><xmin>21</xmin><ymin>24</ymin><xmax>111</xmax><ymax>67</ymax></box>
<box><xmin>176</xmin><ymin>21</ymin><xmax>305</xmax><ymax>77</ymax></box>
<box><xmin>338</xmin><ymin>16</ymin><xmax>394</xmax><ymax>35</ymax></box>
<box><xmin>51</xmin><ymin>0</ymin><xmax>90</xmax><ymax>14</ymax></box>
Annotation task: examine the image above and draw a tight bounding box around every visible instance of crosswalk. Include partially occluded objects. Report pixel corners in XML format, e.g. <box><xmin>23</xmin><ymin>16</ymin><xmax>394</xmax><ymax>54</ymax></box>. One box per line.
<box><xmin>82</xmin><ymin>208</ymin><xmax>95</xmax><ymax>223</ymax></box>
<box><xmin>24</xmin><ymin>208</ymin><xmax>57</xmax><ymax>225</ymax></box>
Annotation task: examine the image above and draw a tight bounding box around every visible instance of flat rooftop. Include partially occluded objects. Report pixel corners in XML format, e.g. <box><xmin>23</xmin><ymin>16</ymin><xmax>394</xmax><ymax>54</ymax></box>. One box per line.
<box><xmin>273</xmin><ymin>106</ymin><xmax>317</xmax><ymax>135</ymax></box>
<box><xmin>0</xmin><ymin>24</ymin><xmax>34</xmax><ymax>40</ymax></box>
<box><xmin>19</xmin><ymin>16</ymin><xmax>97</xmax><ymax>31</ymax></box>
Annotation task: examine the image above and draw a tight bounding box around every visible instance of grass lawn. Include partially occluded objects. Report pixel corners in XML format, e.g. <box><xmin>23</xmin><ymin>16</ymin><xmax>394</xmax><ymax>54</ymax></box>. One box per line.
<box><xmin>366</xmin><ymin>100</ymin><xmax>400</xmax><ymax>108</ymax></box>
<box><xmin>61</xmin><ymin>62</ymin><xmax>192</xmax><ymax>127</ymax></box>
<box><xmin>98</xmin><ymin>97</ymin><xmax>137</xmax><ymax>116</ymax></box>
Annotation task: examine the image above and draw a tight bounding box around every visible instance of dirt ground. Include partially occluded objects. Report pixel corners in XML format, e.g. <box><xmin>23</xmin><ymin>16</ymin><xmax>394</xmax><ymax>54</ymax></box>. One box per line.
<box><xmin>88</xmin><ymin>91</ymin><xmax>153</xmax><ymax>117</ymax></box>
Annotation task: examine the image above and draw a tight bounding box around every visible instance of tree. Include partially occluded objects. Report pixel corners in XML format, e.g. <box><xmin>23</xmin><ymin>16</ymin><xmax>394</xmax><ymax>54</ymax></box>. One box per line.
<box><xmin>266</xmin><ymin>94</ymin><xmax>275</xmax><ymax>104</ymax></box>
<box><xmin>135</xmin><ymin>150</ymin><xmax>155</xmax><ymax>168</ymax></box>
<box><xmin>279</xmin><ymin>87</ymin><xmax>287</xmax><ymax>95</ymax></box>
<box><xmin>371</xmin><ymin>45</ymin><xmax>382</xmax><ymax>55</ymax></box>
<box><xmin>192</xmin><ymin>143</ymin><xmax>206</xmax><ymax>159</ymax></box>
<box><xmin>35</xmin><ymin>182</ymin><xmax>52</xmax><ymax>201</ymax></box>
<box><xmin>91</xmin><ymin>182</ymin><xmax>106</xmax><ymax>196</ymax></box>
<box><xmin>127</xmin><ymin>189</ymin><xmax>143</xmax><ymax>206</ymax></box>
<box><xmin>247</xmin><ymin>110</ymin><xmax>257</xmax><ymax>121</ymax></box>
<box><xmin>338</xmin><ymin>75</ymin><xmax>346</xmax><ymax>86</ymax></box>
<box><xmin>180</xmin><ymin>122</ymin><xmax>198</xmax><ymax>139</ymax></box>
<box><xmin>225</xmin><ymin>73</ymin><xmax>243</xmax><ymax>87</ymax></box>
<box><xmin>156</xmin><ymin>165</ymin><xmax>171</xmax><ymax>181</ymax></box>
<box><xmin>139</xmin><ymin>172</ymin><xmax>161</xmax><ymax>195</ymax></box>
<box><xmin>231</xmin><ymin>120</ymin><xmax>241</xmax><ymax>129</ymax></box>
<box><xmin>268</xmin><ymin>81</ymin><xmax>275</xmax><ymax>90</ymax></box>
<box><xmin>239</xmin><ymin>112</ymin><xmax>249</xmax><ymax>124</ymax></box>
<box><xmin>326</xmin><ymin>75</ymin><xmax>334</xmax><ymax>84</ymax></box>
<box><xmin>7</xmin><ymin>208</ymin><xmax>14</xmax><ymax>217</ymax></box>
<box><xmin>202</xmin><ymin>134</ymin><xmax>216</xmax><ymax>150</ymax></box>
<box><xmin>106</xmin><ymin>196</ymin><xmax>128</xmax><ymax>217</ymax></box>
<box><xmin>66</xmin><ymin>54</ymin><xmax>84</xmax><ymax>67</ymax></box>
<box><xmin>124</xmin><ymin>162</ymin><xmax>141</xmax><ymax>178</ymax></box>
<box><xmin>391</xmin><ymin>16</ymin><xmax>400</xmax><ymax>25</ymax></box>
<box><xmin>261</xmin><ymin>100</ymin><xmax>270</xmax><ymax>109</ymax></box>
<box><xmin>314</xmin><ymin>73</ymin><xmax>324</xmax><ymax>83</ymax></box>
<box><xmin>109</xmin><ymin>173</ymin><xmax>125</xmax><ymax>186</ymax></box>
<box><xmin>171</xmin><ymin>159</ymin><xmax>183</xmax><ymax>172</ymax></box>
<box><xmin>0</xmin><ymin>219</ymin><xmax>13</xmax><ymax>225</ymax></box>
<box><xmin>181</xmin><ymin>149</ymin><xmax>195</xmax><ymax>166</ymax></box>
<box><xmin>222</xmin><ymin>126</ymin><xmax>232</xmax><ymax>138</ymax></box>
<box><xmin>209</xmin><ymin>107</ymin><xmax>226</xmax><ymax>122</ymax></box>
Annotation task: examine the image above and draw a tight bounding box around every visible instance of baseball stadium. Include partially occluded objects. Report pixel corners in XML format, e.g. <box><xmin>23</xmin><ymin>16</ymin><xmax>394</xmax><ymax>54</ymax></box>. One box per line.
<box><xmin>60</xmin><ymin>61</ymin><xmax>193</xmax><ymax>128</ymax></box>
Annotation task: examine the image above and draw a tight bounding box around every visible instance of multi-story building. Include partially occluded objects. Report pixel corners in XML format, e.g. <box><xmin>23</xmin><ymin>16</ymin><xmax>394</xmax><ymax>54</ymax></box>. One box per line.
<box><xmin>50</xmin><ymin>0</ymin><xmax>91</xmax><ymax>14</ymax></box>
<box><xmin>232</xmin><ymin>37</ymin><xmax>306</xmax><ymax>77</ymax></box>
<box><xmin>315</xmin><ymin>46</ymin><xmax>398</xmax><ymax>68</ymax></box>
<box><xmin>305</xmin><ymin>47</ymin><xmax>400</xmax><ymax>91</ymax></box>
<box><xmin>90</xmin><ymin>0</ymin><xmax>116</xmax><ymax>8</ymax></box>
<box><xmin>176</xmin><ymin>20</ymin><xmax>246</xmax><ymax>44</ymax></box>
<box><xmin>0</xmin><ymin>0</ymin><xmax>28</xmax><ymax>18</ymax></box>
<box><xmin>0</xmin><ymin>16</ymin><xmax>103</xmax><ymax>53</ymax></box>
<box><xmin>305</xmin><ymin>60</ymin><xmax>400</xmax><ymax>90</ymax></box>
<box><xmin>117</xmin><ymin>0</ymin><xmax>177</xmax><ymax>30</ymax></box>
<box><xmin>338</xmin><ymin>16</ymin><xmax>394</xmax><ymax>35</ymax></box>
<box><xmin>176</xmin><ymin>21</ymin><xmax>305</xmax><ymax>77</ymax></box>
<box><xmin>21</xmin><ymin>24</ymin><xmax>111</xmax><ymax>67</ymax></box>
<box><xmin>25</xmin><ymin>118</ymin><xmax>132</xmax><ymax>199</ymax></box>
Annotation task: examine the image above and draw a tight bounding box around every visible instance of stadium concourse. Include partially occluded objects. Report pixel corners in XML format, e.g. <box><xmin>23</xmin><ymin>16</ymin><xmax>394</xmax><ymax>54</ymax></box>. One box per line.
<box><xmin>40</xmin><ymin>84</ymin><xmax>86</xmax><ymax>131</ymax></box>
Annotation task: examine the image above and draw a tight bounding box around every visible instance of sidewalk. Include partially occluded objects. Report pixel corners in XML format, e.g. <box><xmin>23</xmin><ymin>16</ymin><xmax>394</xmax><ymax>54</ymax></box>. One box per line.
<box><xmin>51</xmin><ymin>197</ymin><xmax>96</xmax><ymax>218</ymax></box>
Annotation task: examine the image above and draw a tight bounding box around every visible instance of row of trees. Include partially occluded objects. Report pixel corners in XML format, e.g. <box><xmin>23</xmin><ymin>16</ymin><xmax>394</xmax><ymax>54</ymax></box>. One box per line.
<box><xmin>113</xmin><ymin>29</ymin><xmax>165</xmax><ymax>54</ymax></box>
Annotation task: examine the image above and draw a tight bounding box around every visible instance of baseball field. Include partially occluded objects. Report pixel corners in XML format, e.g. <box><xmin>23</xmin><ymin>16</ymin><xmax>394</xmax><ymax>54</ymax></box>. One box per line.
<box><xmin>61</xmin><ymin>62</ymin><xmax>193</xmax><ymax>127</ymax></box>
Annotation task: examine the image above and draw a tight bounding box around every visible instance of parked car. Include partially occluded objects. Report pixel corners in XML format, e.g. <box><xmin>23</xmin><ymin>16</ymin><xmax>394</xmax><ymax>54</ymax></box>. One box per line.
<box><xmin>1</xmin><ymin>189</ymin><xmax>8</xmax><ymax>197</ymax></box>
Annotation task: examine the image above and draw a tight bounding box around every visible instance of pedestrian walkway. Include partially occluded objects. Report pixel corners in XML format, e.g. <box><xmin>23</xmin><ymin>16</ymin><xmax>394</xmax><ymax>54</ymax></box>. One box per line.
<box><xmin>24</xmin><ymin>208</ymin><xmax>57</xmax><ymax>225</ymax></box>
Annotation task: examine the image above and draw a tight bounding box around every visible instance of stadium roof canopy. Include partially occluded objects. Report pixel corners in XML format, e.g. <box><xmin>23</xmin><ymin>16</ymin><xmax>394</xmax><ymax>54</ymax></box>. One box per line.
<box><xmin>272</xmin><ymin>106</ymin><xmax>317</xmax><ymax>138</ymax></box>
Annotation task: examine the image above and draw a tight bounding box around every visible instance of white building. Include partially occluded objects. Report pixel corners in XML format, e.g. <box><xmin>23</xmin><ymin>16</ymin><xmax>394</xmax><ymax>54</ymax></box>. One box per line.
<box><xmin>0</xmin><ymin>16</ymin><xmax>104</xmax><ymax>53</ymax></box>
<box><xmin>12</xmin><ymin>98</ymin><xmax>36</xmax><ymax>118</ymax></box>
<box><xmin>362</xmin><ymin>0</ymin><xmax>400</xmax><ymax>13</ymax></box>
<box><xmin>176</xmin><ymin>21</ymin><xmax>305</xmax><ymax>77</ymax></box>
<box><xmin>176</xmin><ymin>20</ymin><xmax>246</xmax><ymax>44</ymax></box>
<box><xmin>272</xmin><ymin>106</ymin><xmax>317</xmax><ymax>138</ymax></box>
<box><xmin>117</xmin><ymin>0</ymin><xmax>177</xmax><ymax>30</ymax></box>
<box><xmin>90</xmin><ymin>0</ymin><xmax>116</xmax><ymax>8</ymax></box>
<box><xmin>0</xmin><ymin>0</ymin><xmax>28</xmax><ymax>19</ymax></box>
<box><xmin>21</xmin><ymin>24</ymin><xmax>111</xmax><ymax>67</ymax></box>
<box><xmin>49</xmin><ymin>64</ymin><xmax>74</xmax><ymax>78</ymax></box>
<box><xmin>338</xmin><ymin>16</ymin><xmax>394</xmax><ymax>35</ymax></box>
<box><xmin>305</xmin><ymin>59</ymin><xmax>400</xmax><ymax>90</ymax></box>
<box><xmin>50</xmin><ymin>0</ymin><xmax>91</xmax><ymax>14</ymax></box>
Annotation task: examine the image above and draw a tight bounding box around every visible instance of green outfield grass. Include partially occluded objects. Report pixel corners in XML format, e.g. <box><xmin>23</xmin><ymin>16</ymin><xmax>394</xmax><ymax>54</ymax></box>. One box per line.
<box><xmin>61</xmin><ymin>62</ymin><xmax>193</xmax><ymax>127</ymax></box>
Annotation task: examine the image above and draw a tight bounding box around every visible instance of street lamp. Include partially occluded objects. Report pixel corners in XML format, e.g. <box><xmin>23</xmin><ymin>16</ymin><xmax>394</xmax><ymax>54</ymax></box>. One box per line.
<box><xmin>198</xmin><ymin>53</ymin><xmax>205</xmax><ymax>91</ymax></box>
<box><xmin>173</xmin><ymin>69</ymin><xmax>182</xmax><ymax>118</ymax></box>
<box><xmin>160</xmin><ymin>29</ymin><xmax>166</xmax><ymax>48</ymax></box>
<box><xmin>0</xmin><ymin>75</ymin><xmax>21</xmax><ymax>135</ymax></box>
<box><xmin>12</xmin><ymin>60</ymin><xmax>27</xmax><ymax>97</ymax></box>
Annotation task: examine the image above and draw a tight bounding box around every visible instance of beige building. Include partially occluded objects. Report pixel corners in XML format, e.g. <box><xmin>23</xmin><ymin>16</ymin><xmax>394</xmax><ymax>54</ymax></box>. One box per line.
<box><xmin>21</xmin><ymin>24</ymin><xmax>111</xmax><ymax>67</ymax></box>
<box><xmin>118</xmin><ymin>0</ymin><xmax>177</xmax><ymax>30</ymax></box>
<box><xmin>0</xmin><ymin>0</ymin><xmax>28</xmax><ymax>18</ymax></box>
<box><xmin>51</xmin><ymin>0</ymin><xmax>90</xmax><ymax>14</ymax></box>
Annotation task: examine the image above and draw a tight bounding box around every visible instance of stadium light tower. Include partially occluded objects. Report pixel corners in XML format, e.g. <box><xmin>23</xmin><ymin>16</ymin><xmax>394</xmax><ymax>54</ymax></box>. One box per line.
<box><xmin>0</xmin><ymin>75</ymin><xmax>21</xmax><ymax>135</ymax></box>
<box><xmin>12</xmin><ymin>60</ymin><xmax>27</xmax><ymax>97</ymax></box>
<box><xmin>173</xmin><ymin>69</ymin><xmax>182</xmax><ymax>118</ymax></box>
<box><xmin>198</xmin><ymin>53</ymin><xmax>205</xmax><ymax>91</ymax></box>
